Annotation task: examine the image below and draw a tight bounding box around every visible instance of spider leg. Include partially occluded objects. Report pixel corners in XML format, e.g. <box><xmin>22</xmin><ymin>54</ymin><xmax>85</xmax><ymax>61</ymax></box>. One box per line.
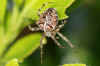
<box><xmin>58</xmin><ymin>20</ymin><xmax>67</xmax><ymax>30</ymax></box>
<box><xmin>57</xmin><ymin>32</ymin><xmax>74</xmax><ymax>48</ymax></box>
<box><xmin>38</xmin><ymin>4</ymin><xmax>45</xmax><ymax>16</ymax></box>
<box><xmin>28</xmin><ymin>25</ymin><xmax>40</xmax><ymax>31</ymax></box>
<box><xmin>55</xmin><ymin>20</ymin><xmax>67</xmax><ymax>32</ymax></box>
<box><xmin>51</xmin><ymin>35</ymin><xmax>65</xmax><ymax>48</ymax></box>
<box><xmin>55</xmin><ymin>20</ymin><xmax>74</xmax><ymax>48</ymax></box>
<box><xmin>38</xmin><ymin>2</ymin><xmax>55</xmax><ymax>16</ymax></box>
<box><xmin>40</xmin><ymin>33</ymin><xmax>45</xmax><ymax>64</ymax></box>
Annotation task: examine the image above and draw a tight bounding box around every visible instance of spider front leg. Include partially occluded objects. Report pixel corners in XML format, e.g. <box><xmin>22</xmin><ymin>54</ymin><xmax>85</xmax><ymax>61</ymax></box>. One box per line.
<box><xmin>37</xmin><ymin>3</ymin><xmax>46</xmax><ymax>16</ymax></box>
<box><xmin>37</xmin><ymin>2</ymin><xmax>55</xmax><ymax>16</ymax></box>
<box><xmin>58</xmin><ymin>20</ymin><xmax>67</xmax><ymax>30</ymax></box>
<box><xmin>28</xmin><ymin>25</ymin><xmax>40</xmax><ymax>31</ymax></box>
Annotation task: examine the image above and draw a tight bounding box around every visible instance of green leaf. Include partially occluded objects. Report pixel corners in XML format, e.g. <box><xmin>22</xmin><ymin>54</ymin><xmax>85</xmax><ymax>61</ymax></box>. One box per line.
<box><xmin>63</xmin><ymin>64</ymin><xmax>86</xmax><ymax>66</ymax></box>
<box><xmin>0</xmin><ymin>6</ymin><xmax>20</xmax><ymax>58</ymax></box>
<box><xmin>6</xmin><ymin>0</ymin><xmax>24</xmax><ymax>34</ymax></box>
<box><xmin>0</xmin><ymin>0</ymin><xmax>7</xmax><ymax>23</ymax></box>
<box><xmin>5</xmin><ymin>59</ymin><xmax>19</xmax><ymax>66</ymax></box>
<box><xmin>24</xmin><ymin>0</ymin><xmax>33</xmax><ymax>6</ymax></box>
<box><xmin>0</xmin><ymin>0</ymin><xmax>7</xmax><ymax>56</ymax></box>
<box><xmin>7</xmin><ymin>6</ymin><xmax>19</xmax><ymax>34</ymax></box>
<box><xmin>2</xmin><ymin>33</ymin><xmax>46</xmax><ymax>62</ymax></box>
<box><xmin>13</xmin><ymin>0</ymin><xmax>24</xmax><ymax>7</ymax></box>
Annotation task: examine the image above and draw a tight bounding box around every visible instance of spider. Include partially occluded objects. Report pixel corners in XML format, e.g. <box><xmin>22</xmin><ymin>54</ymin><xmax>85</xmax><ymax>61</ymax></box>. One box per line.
<box><xmin>28</xmin><ymin>3</ymin><xmax>74</xmax><ymax>64</ymax></box>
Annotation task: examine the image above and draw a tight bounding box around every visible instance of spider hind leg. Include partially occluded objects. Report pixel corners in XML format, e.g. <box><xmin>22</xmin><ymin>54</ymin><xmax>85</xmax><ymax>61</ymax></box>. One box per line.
<box><xmin>51</xmin><ymin>35</ymin><xmax>65</xmax><ymax>48</ymax></box>
<box><xmin>40</xmin><ymin>33</ymin><xmax>45</xmax><ymax>64</ymax></box>
<box><xmin>57</xmin><ymin>32</ymin><xmax>74</xmax><ymax>48</ymax></box>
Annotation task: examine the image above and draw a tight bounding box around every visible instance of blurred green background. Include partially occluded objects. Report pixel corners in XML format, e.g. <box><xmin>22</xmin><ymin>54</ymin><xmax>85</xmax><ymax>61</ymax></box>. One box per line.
<box><xmin>0</xmin><ymin>0</ymin><xmax>100</xmax><ymax>66</ymax></box>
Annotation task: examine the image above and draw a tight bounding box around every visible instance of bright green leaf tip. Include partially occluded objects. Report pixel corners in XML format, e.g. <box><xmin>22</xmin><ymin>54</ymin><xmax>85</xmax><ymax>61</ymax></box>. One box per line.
<box><xmin>5</xmin><ymin>59</ymin><xmax>19</xmax><ymax>66</ymax></box>
<box><xmin>0</xmin><ymin>0</ymin><xmax>6</xmax><ymax>23</ymax></box>
<box><xmin>63</xmin><ymin>64</ymin><xmax>86</xmax><ymax>66</ymax></box>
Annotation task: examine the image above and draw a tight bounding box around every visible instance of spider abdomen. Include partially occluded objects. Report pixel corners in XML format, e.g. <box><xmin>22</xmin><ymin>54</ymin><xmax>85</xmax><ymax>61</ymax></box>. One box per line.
<box><xmin>37</xmin><ymin>8</ymin><xmax>58</xmax><ymax>32</ymax></box>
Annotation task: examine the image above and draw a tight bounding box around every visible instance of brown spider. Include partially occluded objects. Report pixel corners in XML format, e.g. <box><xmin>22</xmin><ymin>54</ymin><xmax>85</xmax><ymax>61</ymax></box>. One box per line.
<box><xmin>28</xmin><ymin>3</ymin><xmax>74</xmax><ymax>64</ymax></box>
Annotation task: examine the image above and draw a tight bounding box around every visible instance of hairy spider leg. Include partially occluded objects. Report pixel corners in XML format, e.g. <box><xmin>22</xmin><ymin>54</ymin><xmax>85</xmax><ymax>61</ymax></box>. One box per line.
<box><xmin>55</xmin><ymin>20</ymin><xmax>74</xmax><ymax>48</ymax></box>
<box><xmin>28</xmin><ymin>26</ymin><xmax>40</xmax><ymax>31</ymax></box>
<box><xmin>57</xmin><ymin>20</ymin><xmax>67</xmax><ymax>30</ymax></box>
<box><xmin>38</xmin><ymin>2</ymin><xmax>55</xmax><ymax>16</ymax></box>
<box><xmin>40</xmin><ymin>33</ymin><xmax>45</xmax><ymax>64</ymax></box>
<box><xmin>57</xmin><ymin>32</ymin><xmax>74</xmax><ymax>48</ymax></box>
<box><xmin>51</xmin><ymin>35</ymin><xmax>65</xmax><ymax>48</ymax></box>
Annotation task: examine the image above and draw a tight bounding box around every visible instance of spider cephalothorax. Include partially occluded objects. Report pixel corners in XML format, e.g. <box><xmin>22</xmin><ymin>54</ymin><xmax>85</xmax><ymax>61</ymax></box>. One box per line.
<box><xmin>36</xmin><ymin>8</ymin><xmax>58</xmax><ymax>37</ymax></box>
